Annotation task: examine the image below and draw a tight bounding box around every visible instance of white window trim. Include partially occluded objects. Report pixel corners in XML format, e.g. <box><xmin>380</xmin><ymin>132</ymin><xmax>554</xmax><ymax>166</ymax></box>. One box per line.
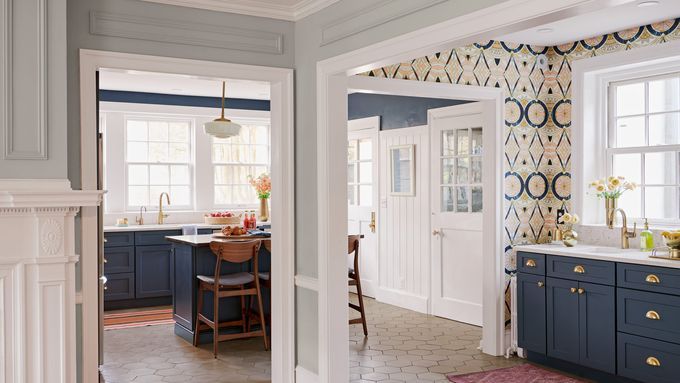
<box><xmin>572</xmin><ymin>39</ymin><xmax>680</xmax><ymax>228</ymax></box>
<box><xmin>101</xmin><ymin>101</ymin><xmax>271</xmax><ymax>218</ymax></box>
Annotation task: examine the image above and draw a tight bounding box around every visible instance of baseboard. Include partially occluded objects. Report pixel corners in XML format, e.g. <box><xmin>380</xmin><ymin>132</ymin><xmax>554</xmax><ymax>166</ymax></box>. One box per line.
<box><xmin>376</xmin><ymin>287</ymin><xmax>428</xmax><ymax>314</ymax></box>
<box><xmin>295</xmin><ymin>366</ymin><xmax>319</xmax><ymax>383</ymax></box>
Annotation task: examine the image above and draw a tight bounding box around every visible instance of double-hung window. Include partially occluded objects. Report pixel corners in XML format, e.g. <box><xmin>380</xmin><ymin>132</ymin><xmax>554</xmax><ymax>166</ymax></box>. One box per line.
<box><xmin>608</xmin><ymin>73</ymin><xmax>680</xmax><ymax>223</ymax></box>
<box><xmin>126</xmin><ymin>118</ymin><xmax>193</xmax><ymax>210</ymax></box>
<box><xmin>212</xmin><ymin>122</ymin><xmax>270</xmax><ymax>207</ymax></box>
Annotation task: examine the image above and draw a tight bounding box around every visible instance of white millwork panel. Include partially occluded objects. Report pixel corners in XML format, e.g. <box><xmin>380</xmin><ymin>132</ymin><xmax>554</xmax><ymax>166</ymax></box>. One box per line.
<box><xmin>0</xmin><ymin>180</ymin><xmax>103</xmax><ymax>383</ymax></box>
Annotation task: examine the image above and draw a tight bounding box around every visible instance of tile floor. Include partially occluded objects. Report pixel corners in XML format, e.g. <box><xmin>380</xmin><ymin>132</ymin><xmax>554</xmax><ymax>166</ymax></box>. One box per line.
<box><xmin>101</xmin><ymin>295</ymin><xmax>523</xmax><ymax>382</ymax></box>
<box><xmin>349</xmin><ymin>295</ymin><xmax>523</xmax><ymax>382</ymax></box>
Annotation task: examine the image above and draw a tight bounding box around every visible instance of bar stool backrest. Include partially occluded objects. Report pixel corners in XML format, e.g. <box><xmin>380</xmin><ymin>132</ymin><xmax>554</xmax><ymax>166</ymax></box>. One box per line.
<box><xmin>209</xmin><ymin>240</ymin><xmax>262</xmax><ymax>282</ymax></box>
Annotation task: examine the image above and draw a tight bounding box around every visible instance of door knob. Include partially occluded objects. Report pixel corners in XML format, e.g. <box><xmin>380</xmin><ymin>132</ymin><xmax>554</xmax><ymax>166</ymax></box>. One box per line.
<box><xmin>570</xmin><ymin>287</ymin><xmax>577</xmax><ymax>293</ymax></box>
<box><xmin>432</xmin><ymin>229</ymin><xmax>441</xmax><ymax>236</ymax></box>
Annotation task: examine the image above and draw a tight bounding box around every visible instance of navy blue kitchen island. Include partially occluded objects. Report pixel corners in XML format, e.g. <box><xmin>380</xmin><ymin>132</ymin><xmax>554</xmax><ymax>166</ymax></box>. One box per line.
<box><xmin>165</xmin><ymin>234</ymin><xmax>271</xmax><ymax>344</ymax></box>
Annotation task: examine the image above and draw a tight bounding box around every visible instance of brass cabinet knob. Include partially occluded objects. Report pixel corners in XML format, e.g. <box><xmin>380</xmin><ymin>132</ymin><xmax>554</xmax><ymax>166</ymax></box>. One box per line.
<box><xmin>537</xmin><ymin>281</ymin><xmax>544</xmax><ymax>287</ymax></box>
<box><xmin>573</xmin><ymin>265</ymin><xmax>585</xmax><ymax>274</ymax></box>
<box><xmin>646</xmin><ymin>310</ymin><xmax>661</xmax><ymax>320</ymax></box>
<box><xmin>570</xmin><ymin>287</ymin><xmax>577</xmax><ymax>293</ymax></box>
<box><xmin>526</xmin><ymin>259</ymin><xmax>537</xmax><ymax>268</ymax></box>
<box><xmin>646</xmin><ymin>356</ymin><xmax>661</xmax><ymax>367</ymax></box>
<box><xmin>577</xmin><ymin>288</ymin><xmax>585</xmax><ymax>295</ymax></box>
<box><xmin>646</xmin><ymin>274</ymin><xmax>660</xmax><ymax>284</ymax></box>
<box><xmin>104</xmin><ymin>258</ymin><xmax>108</xmax><ymax>264</ymax></box>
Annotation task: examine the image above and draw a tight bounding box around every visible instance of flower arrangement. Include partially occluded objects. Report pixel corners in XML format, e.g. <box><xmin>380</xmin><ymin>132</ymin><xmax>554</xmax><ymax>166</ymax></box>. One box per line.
<box><xmin>589</xmin><ymin>176</ymin><xmax>637</xmax><ymax>199</ymax></box>
<box><xmin>248</xmin><ymin>173</ymin><xmax>271</xmax><ymax>200</ymax></box>
<box><xmin>559</xmin><ymin>213</ymin><xmax>580</xmax><ymax>225</ymax></box>
<box><xmin>557</xmin><ymin>213</ymin><xmax>580</xmax><ymax>247</ymax></box>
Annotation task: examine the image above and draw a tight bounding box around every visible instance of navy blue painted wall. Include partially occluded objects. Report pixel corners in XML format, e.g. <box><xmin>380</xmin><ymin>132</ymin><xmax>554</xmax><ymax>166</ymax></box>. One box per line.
<box><xmin>348</xmin><ymin>93</ymin><xmax>469</xmax><ymax>130</ymax></box>
<box><xmin>99</xmin><ymin>90</ymin><xmax>270</xmax><ymax>111</ymax></box>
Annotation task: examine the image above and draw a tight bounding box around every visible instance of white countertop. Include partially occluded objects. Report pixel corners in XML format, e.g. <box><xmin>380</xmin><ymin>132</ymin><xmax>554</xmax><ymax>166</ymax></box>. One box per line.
<box><xmin>104</xmin><ymin>223</ymin><xmax>224</xmax><ymax>232</ymax></box>
<box><xmin>515</xmin><ymin>243</ymin><xmax>680</xmax><ymax>269</ymax></box>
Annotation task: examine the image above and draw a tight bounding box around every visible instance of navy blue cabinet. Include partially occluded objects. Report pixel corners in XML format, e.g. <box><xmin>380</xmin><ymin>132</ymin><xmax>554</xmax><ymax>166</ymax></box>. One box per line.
<box><xmin>135</xmin><ymin>245</ymin><xmax>174</xmax><ymax>298</ymax></box>
<box><xmin>546</xmin><ymin>277</ymin><xmax>580</xmax><ymax>364</ymax></box>
<box><xmin>104</xmin><ymin>273</ymin><xmax>135</xmax><ymax>301</ymax></box>
<box><xmin>579</xmin><ymin>282</ymin><xmax>616</xmax><ymax>374</ymax></box>
<box><xmin>517</xmin><ymin>272</ymin><xmax>546</xmax><ymax>354</ymax></box>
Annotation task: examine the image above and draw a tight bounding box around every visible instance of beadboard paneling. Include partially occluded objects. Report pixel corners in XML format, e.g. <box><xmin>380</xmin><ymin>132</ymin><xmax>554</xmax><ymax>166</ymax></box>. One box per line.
<box><xmin>378</xmin><ymin>125</ymin><xmax>430</xmax><ymax>306</ymax></box>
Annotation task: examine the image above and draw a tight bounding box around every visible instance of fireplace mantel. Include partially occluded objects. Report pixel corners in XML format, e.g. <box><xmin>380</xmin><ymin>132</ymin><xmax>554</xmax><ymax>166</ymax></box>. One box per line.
<box><xmin>0</xmin><ymin>179</ymin><xmax>103</xmax><ymax>383</ymax></box>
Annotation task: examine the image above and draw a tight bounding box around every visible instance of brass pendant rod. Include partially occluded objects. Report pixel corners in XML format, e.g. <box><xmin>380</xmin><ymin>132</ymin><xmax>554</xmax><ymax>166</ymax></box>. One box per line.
<box><xmin>221</xmin><ymin>81</ymin><xmax>226</xmax><ymax>120</ymax></box>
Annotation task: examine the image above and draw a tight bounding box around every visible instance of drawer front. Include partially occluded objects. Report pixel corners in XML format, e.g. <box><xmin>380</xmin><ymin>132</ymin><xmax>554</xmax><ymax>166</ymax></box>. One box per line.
<box><xmin>135</xmin><ymin>230</ymin><xmax>181</xmax><ymax>246</ymax></box>
<box><xmin>618</xmin><ymin>332</ymin><xmax>680</xmax><ymax>383</ymax></box>
<box><xmin>517</xmin><ymin>252</ymin><xmax>545</xmax><ymax>276</ymax></box>
<box><xmin>103</xmin><ymin>246</ymin><xmax>135</xmax><ymax>274</ymax></box>
<box><xmin>618</xmin><ymin>288</ymin><xmax>680</xmax><ymax>344</ymax></box>
<box><xmin>104</xmin><ymin>232</ymin><xmax>134</xmax><ymax>247</ymax></box>
<box><xmin>104</xmin><ymin>273</ymin><xmax>135</xmax><ymax>301</ymax></box>
<box><xmin>546</xmin><ymin>255</ymin><xmax>615</xmax><ymax>285</ymax></box>
<box><xmin>198</xmin><ymin>228</ymin><xmax>217</xmax><ymax>235</ymax></box>
<box><xmin>618</xmin><ymin>263</ymin><xmax>680</xmax><ymax>295</ymax></box>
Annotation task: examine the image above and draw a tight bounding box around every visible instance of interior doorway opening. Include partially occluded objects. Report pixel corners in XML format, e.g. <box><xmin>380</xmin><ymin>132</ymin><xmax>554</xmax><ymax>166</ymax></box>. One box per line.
<box><xmin>344</xmin><ymin>76</ymin><xmax>505</xmax><ymax>382</ymax></box>
<box><xmin>79</xmin><ymin>50</ymin><xmax>295</xmax><ymax>383</ymax></box>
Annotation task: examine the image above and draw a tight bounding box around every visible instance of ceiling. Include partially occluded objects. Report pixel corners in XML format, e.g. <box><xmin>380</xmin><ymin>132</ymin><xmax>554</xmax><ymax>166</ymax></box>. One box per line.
<box><xmin>98</xmin><ymin>69</ymin><xmax>271</xmax><ymax>100</ymax></box>
<box><xmin>496</xmin><ymin>0</ymin><xmax>680</xmax><ymax>46</ymax></box>
<box><xmin>141</xmin><ymin>0</ymin><xmax>339</xmax><ymax>21</ymax></box>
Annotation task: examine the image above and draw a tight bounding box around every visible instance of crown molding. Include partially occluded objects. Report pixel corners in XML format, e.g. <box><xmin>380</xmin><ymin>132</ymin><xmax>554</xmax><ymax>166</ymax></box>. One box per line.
<box><xmin>140</xmin><ymin>0</ymin><xmax>339</xmax><ymax>21</ymax></box>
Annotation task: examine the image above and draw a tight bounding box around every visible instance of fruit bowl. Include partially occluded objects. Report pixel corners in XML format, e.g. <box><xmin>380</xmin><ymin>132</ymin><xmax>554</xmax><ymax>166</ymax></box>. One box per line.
<box><xmin>204</xmin><ymin>212</ymin><xmax>242</xmax><ymax>225</ymax></box>
<box><xmin>662</xmin><ymin>231</ymin><xmax>680</xmax><ymax>250</ymax></box>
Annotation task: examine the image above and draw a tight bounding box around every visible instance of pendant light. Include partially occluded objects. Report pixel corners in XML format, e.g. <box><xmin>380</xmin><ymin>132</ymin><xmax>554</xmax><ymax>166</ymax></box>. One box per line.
<box><xmin>203</xmin><ymin>81</ymin><xmax>241</xmax><ymax>139</ymax></box>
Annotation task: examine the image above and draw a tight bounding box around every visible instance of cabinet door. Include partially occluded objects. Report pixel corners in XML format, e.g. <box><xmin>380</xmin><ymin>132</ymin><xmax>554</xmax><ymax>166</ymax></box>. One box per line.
<box><xmin>547</xmin><ymin>277</ymin><xmax>580</xmax><ymax>364</ymax></box>
<box><xmin>517</xmin><ymin>273</ymin><xmax>546</xmax><ymax>354</ymax></box>
<box><xmin>579</xmin><ymin>282</ymin><xmax>615</xmax><ymax>374</ymax></box>
<box><xmin>135</xmin><ymin>245</ymin><xmax>174</xmax><ymax>298</ymax></box>
<box><xmin>104</xmin><ymin>273</ymin><xmax>135</xmax><ymax>301</ymax></box>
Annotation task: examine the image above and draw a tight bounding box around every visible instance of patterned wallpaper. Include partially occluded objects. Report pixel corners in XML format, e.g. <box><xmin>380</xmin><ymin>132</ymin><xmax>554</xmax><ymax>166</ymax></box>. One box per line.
<box><xmin>358</xmin><ymin>18</ymin><xmax>680</xmax><ymax>322</ymax></box>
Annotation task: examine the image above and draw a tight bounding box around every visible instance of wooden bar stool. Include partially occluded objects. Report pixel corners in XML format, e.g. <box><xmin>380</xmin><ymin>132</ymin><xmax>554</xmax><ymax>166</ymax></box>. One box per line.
<box><xmin>194</xmin><ymin>240</ymin><xmax>269</xmax><ymax>357</ymax></box>
<box><xmin>348</xmin><ymin>234</ymin><xmax>368</xmax><ymax>336</ymax></box>
<box><xmin>248</xmin><ymin>239</ymin><xmax>271</xmax><ymax>331</ymax></box>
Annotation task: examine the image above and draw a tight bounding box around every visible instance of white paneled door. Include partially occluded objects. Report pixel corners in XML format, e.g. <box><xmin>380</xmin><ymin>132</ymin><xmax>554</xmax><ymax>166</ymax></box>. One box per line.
<box><xmin>430</xmin><ymin>103</ymin><xmax>485</xmax><ymax>326</ymax></box>
<box><xmin>347</xmin><ymin>117</ymin><xmax>380</xmax><ymax>297</ymax></box>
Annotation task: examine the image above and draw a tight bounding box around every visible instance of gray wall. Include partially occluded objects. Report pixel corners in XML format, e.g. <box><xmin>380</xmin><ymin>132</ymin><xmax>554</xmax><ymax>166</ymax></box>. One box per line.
<box><xmin>293</xmin><ymin>0</ymin><xmax>507</xmax><ymax>373</ymax></box>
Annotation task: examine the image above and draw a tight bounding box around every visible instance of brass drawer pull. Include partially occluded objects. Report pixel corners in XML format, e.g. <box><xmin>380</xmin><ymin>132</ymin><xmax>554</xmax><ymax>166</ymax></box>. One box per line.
<box><xmin>570</xmin><ymin>287</ymin><xmax>577</xmax><ymax>293</ymax></box>
<box><xmin>574</xmin><ymin>265</ymin><xmax>585</xmax><ymax>274</ymax></box>
<box><xmin>646</xmin><ymin>356</ymin><xmax>661</xmax><ymax>367</ymax></box>
<box><xmin>646</xmin><ymin>310</ymin><xmax>661</xmax><ymax>320</ymax></box>
<box><xmin>646</xmin><ymin>274</ymin><xmax>660</xmax><ymax>284</ymax></box>
<box><xmin>525</xmin><ymin>259</ymin><xmax>536</xmax><ymax>267</ymax></box>
<box><xmin>537</xmin><ymin>281</ymin><xmax>544</xmax><ymax>287</ymax></box>
<box><xmin>578</xmin><ymin>288</ymin><xmax>585</xmax><ymax>295</ymax></box>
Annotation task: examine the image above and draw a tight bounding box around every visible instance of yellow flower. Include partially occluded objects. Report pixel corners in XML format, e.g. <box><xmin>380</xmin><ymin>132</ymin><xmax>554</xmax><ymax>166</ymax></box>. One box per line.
<box><xmin>618</xmin><ymin>176</ymin><xmax>625</xmax><ymax>180</ymax></box>
<box><xmin>610</xmin><ymin>178</ymin><xmax>621</xmax><ymax>187</ymax></box>
<box><xmin>608</xmin><ymin>176</ymin><xmax>617</xmax><ymax>183</ymax></box>
<box><xmin>561</xmin><ymin>213</ymin><xmax>572</xmax><ymax>224</ymax></box>
<box><xmin>596</xmin><ymin>184</ymin><xmax>606</xmax><ymax>193</ymax></box>
<box><xmin>571</xmin><ymin>214</ymin><xmax>580</xmax><ymax>224</ymax></box>
<box><xmin>607</xmin><ymin>183</ymin><xmax>616</xmax><ymax>191</ymax></box>
<box><xmin>625</xmin><ymin>182</ymin><xmax>637</xmax><ymax>191</ymax></box>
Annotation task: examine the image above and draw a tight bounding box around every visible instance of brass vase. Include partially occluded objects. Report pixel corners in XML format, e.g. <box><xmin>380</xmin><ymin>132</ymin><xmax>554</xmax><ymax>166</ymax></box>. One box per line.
<box><xmin>605</xmin><ymin>197</ymin><xmax>617</xmax><ymax>228</ymax></box>
<box><xmin>259</xmin><ymin>198</ymin><xmax>269</xmax><ymax>222</ymax></box>
<box><xmin>562</xmin><ymin>228</ymin><xmax>578</xmax><ymax>247</ymax></box>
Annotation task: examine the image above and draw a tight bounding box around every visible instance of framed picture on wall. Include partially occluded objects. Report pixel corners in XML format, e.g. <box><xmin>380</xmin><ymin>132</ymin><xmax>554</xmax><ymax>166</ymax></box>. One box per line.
<box><xmin>390</xmin><ymin>144</ymin><xmax>415</xmax><ymax>196</ymax></box>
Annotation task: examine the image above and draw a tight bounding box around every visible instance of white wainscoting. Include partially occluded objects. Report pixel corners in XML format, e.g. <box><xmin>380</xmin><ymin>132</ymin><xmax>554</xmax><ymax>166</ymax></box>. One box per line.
<box><xmin>0</xmin><ymin>179</ymin><xmax>102</xmax><ymax>383</ymax></box>
<box><xmin>378</xmin><ymin>126</ymin><xmax>430</xmax><ymax>314</ymax></box>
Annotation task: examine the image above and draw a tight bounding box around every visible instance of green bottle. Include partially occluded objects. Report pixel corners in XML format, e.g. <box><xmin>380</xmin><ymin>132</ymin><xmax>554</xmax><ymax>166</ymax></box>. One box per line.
<box><xmin>640</xmin><ymin>218</ymin><xmax>654</xmax><ymax>251</ymax></box>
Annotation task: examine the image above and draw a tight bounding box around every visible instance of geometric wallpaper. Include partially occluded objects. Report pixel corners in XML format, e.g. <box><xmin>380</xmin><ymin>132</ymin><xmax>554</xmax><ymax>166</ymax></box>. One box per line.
<box><xmin>358</xmin><ymin>17</ymin><xmax>680</xmax><ymax>324</ymax></box>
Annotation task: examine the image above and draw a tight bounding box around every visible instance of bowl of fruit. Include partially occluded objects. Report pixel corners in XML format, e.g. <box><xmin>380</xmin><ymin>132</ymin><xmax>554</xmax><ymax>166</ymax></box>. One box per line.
<box><xmin>662</xmin><ymin>231</ymin><xmax>680</xmax><ymax>250</ymax></box>
<box><xmin>204</xmin><ymin>211</ymin><xmax>242</xmax><ymax>225</ymax></box>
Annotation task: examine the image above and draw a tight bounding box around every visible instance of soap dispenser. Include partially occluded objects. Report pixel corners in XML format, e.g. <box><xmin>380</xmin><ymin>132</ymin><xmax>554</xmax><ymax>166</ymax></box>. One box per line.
<box><xmin>640</xmin><ymin>218</ymin><xmax>654</xmax><ymax>251</ymax></box>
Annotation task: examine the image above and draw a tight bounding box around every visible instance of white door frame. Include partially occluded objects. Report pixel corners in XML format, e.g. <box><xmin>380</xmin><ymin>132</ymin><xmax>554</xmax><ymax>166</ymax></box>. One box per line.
<box><xmin>79</xmin><ymin>49</ymin><xmax>295</xmax><ymax>383</ymax></box>
<box><xmin>316</xmin><ymin>1</ymin><xmax>620</xmax><ymax>381</ymax></box>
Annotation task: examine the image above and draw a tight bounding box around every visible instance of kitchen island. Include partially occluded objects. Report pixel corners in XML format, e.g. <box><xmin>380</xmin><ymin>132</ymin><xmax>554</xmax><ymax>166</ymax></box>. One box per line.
<box><xmin>166</xmin><ymin>234</ymin><xmax>271</xmax><ymax>344</ymax></box>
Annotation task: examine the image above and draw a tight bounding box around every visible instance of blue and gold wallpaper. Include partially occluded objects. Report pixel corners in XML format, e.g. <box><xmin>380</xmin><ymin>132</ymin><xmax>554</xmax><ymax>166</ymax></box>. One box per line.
<box><xmin>359</xmin><ymin>18</ymin><xmax>680</xmax><ymax>322</ymax></box>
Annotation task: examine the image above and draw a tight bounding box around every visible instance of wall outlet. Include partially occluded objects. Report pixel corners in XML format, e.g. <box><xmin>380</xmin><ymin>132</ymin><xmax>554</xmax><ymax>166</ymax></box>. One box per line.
<box><xmin>556</xmin><ymin>209</ymin><xmax>565</xmax><ymax>223</ymax></box>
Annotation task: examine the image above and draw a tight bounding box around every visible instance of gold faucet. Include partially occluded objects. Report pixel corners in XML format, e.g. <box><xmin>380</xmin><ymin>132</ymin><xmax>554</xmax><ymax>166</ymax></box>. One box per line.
<box><xmin>608</xmin><ymin>208</ymin><xmax>636</xmax><ymax>249</ymax></box>
<box><xmin>136</xmin><ymin>206</ymin><xmax>147</xmax><ymax>225</ymax></box>
<box><xmin>158</xmin><ymin>192</ymin><xmax>170</xmax><ymax>224</ymax></box>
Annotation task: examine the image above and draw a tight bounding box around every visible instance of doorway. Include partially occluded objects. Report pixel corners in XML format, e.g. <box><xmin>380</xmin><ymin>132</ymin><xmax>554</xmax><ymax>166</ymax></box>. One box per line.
<box><xmin>79</xmin><ymin>50</ymin><xmax>295</xmax><ymax>383</ymax></box>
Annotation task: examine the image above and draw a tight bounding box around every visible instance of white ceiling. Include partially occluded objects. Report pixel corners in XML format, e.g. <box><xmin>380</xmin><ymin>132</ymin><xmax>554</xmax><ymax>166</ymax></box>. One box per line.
<box><xmin>141</xmin><ymin>0</ymin><xmax>339</xmax><ymax>21</ymax></box>
<box><xmin>497</xmin><ymin>0</ymin><xmax>680</xmax><ymax>46</ymax></box>
<box><xmin>98</xmin><ymin>69</ymin><xmax>271</xmax><ymax>100</ymax></box>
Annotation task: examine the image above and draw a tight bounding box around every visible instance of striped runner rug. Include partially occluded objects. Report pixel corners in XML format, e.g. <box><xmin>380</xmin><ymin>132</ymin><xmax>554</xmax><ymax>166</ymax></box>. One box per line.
<box><xmin>448</xmin><ymin>364</ymin><xmax>587</xmax><ymax>382</ymax></box>
<box><xmin>103</xmin><ymin>308</ymin><xmax>174</xmax><ymax>330</ymax></box>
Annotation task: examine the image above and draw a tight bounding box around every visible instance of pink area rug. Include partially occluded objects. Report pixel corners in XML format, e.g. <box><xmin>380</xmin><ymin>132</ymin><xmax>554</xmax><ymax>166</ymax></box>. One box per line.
<box><xmin>448</xmin><ymin>364</ymin><xmax>586</xmax><ymax>383</ymax></box>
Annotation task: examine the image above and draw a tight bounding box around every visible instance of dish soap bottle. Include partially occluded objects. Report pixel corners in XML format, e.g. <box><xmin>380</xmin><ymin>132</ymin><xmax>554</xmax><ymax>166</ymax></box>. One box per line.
<box><xmin>640</xmin><ymin>218</ymin><xmax>654</xmax><ymax>251</ymax></box>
